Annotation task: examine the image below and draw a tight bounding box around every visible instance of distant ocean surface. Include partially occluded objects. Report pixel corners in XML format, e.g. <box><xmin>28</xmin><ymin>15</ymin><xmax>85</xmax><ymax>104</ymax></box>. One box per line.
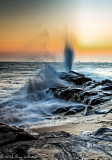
<box><xmin>0</xmin><ymin>62</ymin><xmax>112</xmax><ymax>126</ymax></box>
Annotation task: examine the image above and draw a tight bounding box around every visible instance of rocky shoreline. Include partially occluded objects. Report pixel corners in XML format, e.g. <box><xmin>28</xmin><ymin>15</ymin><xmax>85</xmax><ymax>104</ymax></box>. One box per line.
<box><xmin>0</xmin><ymin>71</ymin><xmax>112</xmax><ymax>159</ymax></box>
<box><xmin>49</xmin><ymin>71</ymin><xmax>112</xmax><ymax>116</ymax></box>
<box><xmin>0</xmin><ymin>123</ymin><xmax>112</xmax><ymax>159</ymax></box>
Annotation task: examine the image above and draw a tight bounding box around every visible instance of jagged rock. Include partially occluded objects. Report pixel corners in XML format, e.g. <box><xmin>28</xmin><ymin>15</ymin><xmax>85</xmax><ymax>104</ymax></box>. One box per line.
<box><xmin>15</xmin><ymin>145</ymin><xmax>30</xmax><ymax>157</ymax></box>
<box><xmin>101</xmin><ymin>85</ymin><xmax>112</xmax><ymax>91</ymax></box>
<box><xmin>60</xmin><ymin>71</ymin><xmax>92</xmax><ymax>85</ymax></box>
<box><xmin>53</xmin><ymin>104</ymin><xmax>85</xmax><ymax>115</ymax></box>
<box><xmin>71</xmin><ymin>76</ymin><xmax>92</xmax><ymax>85</ymax></box>
<box><xmin>50</xmin><ymin>71</ymin><xmax>112</xmax><ymax>116</ymax></box>
<box><xmin>69</xmin><ymin>71</ymin><xmax>84</xmax><ymax>76</ymax></box>
<box><xmin>69</xmin><ymin>104</ymin><xmax>85</xmax><ymax>112</ymax></box>
<box><xmin>90</xmin><ymin>97</ymin><xmax>110</xmax><ymax>105</ymax></box>
<box><xmin>100</xmin><ymin>79</ymin><xmax>112</xmax><ymax>85</ymax></box>
<box><xmin>0</xmin><ymin>124</ymin><xmax>112</xmax><ymax>160</ymax></box>
<box><xmin>84</xmin><ymin>95</ymin><xmax>111</xmax><ymax>105</ymax></box>
<box><xmin>59</xmin><ymin>89</ymin><xmax>78</xmax><ymax>100</ymax></box>
<box><xmin>53</xmin><ymin>106</ymin><xmax>71</xmax><ymax>114</ymax></box>
<box><xmin>95</xmin><ymin>108</ymin><xmax>112</xmax><ymax>114</ymax></box>
<box><xmin>104</xmin><ymin>92</ymin><xmax>112</xmax><ymax>96</ymax></box>
<box><xmin>64</xmin><ymin>110</ymin><xmax>76</xmax><ymax>115</ymax></box>
<box><xmin>59</xmin><ymin>71</ymin><xmax>83</xmax><ymax>80</ymax></box>
<box><xmin>0</xmin><ymin>123</ymin><xmax>36</xmax><ymax>147</ymax></box>
<box><xmin>82</xmin><ymin>81</ymin><xmax>99</xmax><ymax>90</ymax></box>
<box><xmin>50</xmin><ymin>87</ymin><xmax>83</xmax><ymax>102</ymax></box>
<box><xmin>82</xmin><ymin>105</ymin><xmax>94</xmax><ymax>116</ymax></box>
<box><xmin>59</xmin><ymin>88</ymin><xmax>82</xmax><ymax>100</ymax></box>
<box><xmin>94</xmin><ymin>127</ymin><xmax>112</xmax><ymax>136</ymax></box>
<box><xmin>80</xmin><ymin>90</ymin><xmax>98</xmax><ymax>100</ymax></box>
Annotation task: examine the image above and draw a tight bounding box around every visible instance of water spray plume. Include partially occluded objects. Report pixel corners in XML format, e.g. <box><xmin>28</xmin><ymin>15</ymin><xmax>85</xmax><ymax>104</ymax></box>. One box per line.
<box><xmin>64</xmin><ymin>33</ymin><xmax>74</xmax><ymax>72</ymax></box>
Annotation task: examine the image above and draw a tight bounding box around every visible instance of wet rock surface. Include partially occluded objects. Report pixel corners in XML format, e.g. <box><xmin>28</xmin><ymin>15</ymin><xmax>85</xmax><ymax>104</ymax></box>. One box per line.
<box><xmin>49</xmin><ymin>71</ymin><xmax>112</xmax><ymax>115</ymax></box>
<box><xmin>95</xmin><ymin>108</ymin><xmax>112</xmax><ymax>114</ymax></box>
<box><xmin>60</xmin><ymin>71</ymin><xmax>92</xmax><ymax>85</ymax></box>
<box><xmin>0</xmin><ymin>124</ymin><xmax>112</xmax><ymax>160</ymax></box>
<box><xmin>53</xmin><ymin>104</ymin><xmax>85</xmax><ymax>115</ymax></box>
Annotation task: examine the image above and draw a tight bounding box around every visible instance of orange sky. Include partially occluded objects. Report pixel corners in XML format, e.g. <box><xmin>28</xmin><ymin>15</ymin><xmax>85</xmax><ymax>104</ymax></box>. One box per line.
<box><xmin>0</xmin><ymin>0</ymin><xmax>112</xmax><ymax>62</ymax></box>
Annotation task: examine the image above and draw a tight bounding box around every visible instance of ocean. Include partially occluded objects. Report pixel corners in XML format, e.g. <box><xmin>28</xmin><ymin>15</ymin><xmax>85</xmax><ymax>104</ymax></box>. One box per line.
<box><xmin>0</xmin><ymin>62</ymin><xmax>112</xmax><ymax>126</ymax></box>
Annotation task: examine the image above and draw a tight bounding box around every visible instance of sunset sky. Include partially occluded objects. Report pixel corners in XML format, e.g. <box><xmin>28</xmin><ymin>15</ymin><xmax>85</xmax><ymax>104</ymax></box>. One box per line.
<box><xmin>0</xmin><ymin>0</ymin><xmax>112</xmax><ymax>62</ymax></box>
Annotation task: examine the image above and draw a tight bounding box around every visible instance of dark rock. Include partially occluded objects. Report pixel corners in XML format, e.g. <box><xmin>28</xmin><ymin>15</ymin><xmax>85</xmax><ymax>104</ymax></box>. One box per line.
<box><xmin>70</xmin><ymin>88</ymin><xmax>83</xmax><ymax>93</ymax></box>
<box><xmin>94</xmin><ymin>127</ymin><xmax>112</xmax><ymax>136</ymax></box>
<box><xmin>85</xmin><ymin>95</ymin><xmax>110</xmax><ymax>105</ymax></box>
<box><xmin>53</xmin><ymin>106</ymin><xmax>71</xmax><ymax>114</ymax></box>
<box><xmin>104</xmin><ymin>92</ymin><xmax>112</xmax><ymax>96</ymax></box>
<box><xmin>60</xmin><ymin>71</ymin><xmax>92</xmax><ymax>85</ymax></box>
<box><xmin>84</xmin><ymin>105</ymin><xmax>94</xmax><ymax>116</ymax></box>
<box><xmin>64</xmin><ymin>110</ymin><xmax>76</xmax><ymax>115</ymax></box>
<box><xmin>95</xmin><ymin>108</ymin><xmax>112</xmax><ymax>114</ymax></box>
<box><xmin>59</xmin><ymin>71</ymin><xmax>83</xmax><ymax>80</ymax></box>
<box><xmin>101</xmin><ymin>85</ymin><xmax>112</xmax><ymax>91</ymax></box>
<box><xmin>0</xmin><ymin>124</ymin><xmax>36</xmax><ymax>147</ymax></box>
<box><xmin>50</xmin><ymin>87</ymin><xmax>83</xmax><ymax>102</ymax></box>
<box><xmin>69</xmin><ymin>71</ymin><xmax>85</xmax><ymax>77</ymax></box>
<box><xmin>49</xmin><ymin>71</ymin><xmax>112</xmax><ymax>116</ymax></box>
<box><xmin>11</xmin><ymin>132</ymin><xmax>37</xmax><ymax>142</ymax></box>
<box><xmin>60</xmin><ymin>89</ymin><xmax>77</xmax><ymax>99</ymax></box>
<box><xmin>90</xmin><ymin>97</ymin><xmax>110</xmax><ymax>105</ymax></box>
<box><xmin>80</xmin><ymin>91</ymin><xmax>98</xmax><ymax>100</ymax></box>
<box><xmin>71</xmin><ymin>76</ymin><xmax>92</xmax><ymax>85</ymax></box>
<box><xmin>100</xmin><ymin>79</ymin><xmax>112</xmax><ymax>85</ymax></box>
<box><xmin>70</xmin><ymin>104</ymin><xmax>85</xmax><ymax>112</ymax></box>
<box><xmin>53</xmin><ymin>104</ymin><xmax>85</xmax><ymax>115</ymax></box>
<box><xmin>0</xmin><ymin>124</ymin><xmax>112</xmax><ymax>159</ymax></box>
<box><xmin>87</xmin><ymin>105</ymin><xmax>93</xmax><ymax>110</ymax></box>
<box><xmin>0</xmin><ymin>123</ymin><xmax>24</xmax><ymax>133</ymax></box>
<box><xmin>59</xmin><ymin>88</ymin><xmax>83</xmax><ymax>100</ymax></box>
<box><xmin>15</xmin><ymin>144</ymin><xmax>29</xmax><ymax>157</ymax></box>
<box><xmin>82</xmin><ymin>81</ymin><xmax>98</xmax><ymax>90</ymax></box>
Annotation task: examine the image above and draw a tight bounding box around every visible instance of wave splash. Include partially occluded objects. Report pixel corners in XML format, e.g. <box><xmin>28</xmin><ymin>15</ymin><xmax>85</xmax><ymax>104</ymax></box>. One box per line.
<box><xmin>0</xmin><ymin>64</ymin><xmax>74</xmax><ymax>126</ymax></box>
<box><xmin>64</xmin><ymin>42</ymin><xmax>74</xmax><ymax>72</ymax></box>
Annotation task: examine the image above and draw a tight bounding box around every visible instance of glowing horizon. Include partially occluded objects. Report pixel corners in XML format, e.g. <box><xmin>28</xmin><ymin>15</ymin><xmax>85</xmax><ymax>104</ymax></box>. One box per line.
<box><xmin>0</xmin><ymin>0</ymin><xmax>112</xmax><ymax>62</ymax></box>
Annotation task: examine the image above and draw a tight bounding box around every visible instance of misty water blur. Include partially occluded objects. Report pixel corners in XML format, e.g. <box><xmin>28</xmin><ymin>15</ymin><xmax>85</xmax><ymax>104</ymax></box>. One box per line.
<box><xmin>0</xmin><ymin>62</ymin><xmax>112</xmax><ymax>126</ymax></box>
<box><xmin>0</xmin><ymin>62</ymin><xmax>74</xmax><ymax>126</ymax></box>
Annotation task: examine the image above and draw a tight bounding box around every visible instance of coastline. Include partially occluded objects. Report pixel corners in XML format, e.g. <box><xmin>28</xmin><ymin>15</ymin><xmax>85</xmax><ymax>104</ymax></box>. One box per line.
<box><xmin>28</xmin><ymin>102</ymin><xmax>112</xmax><ymax>135</ymax></box>
<box><xmin>0</xmin><ymin>62</ymin><xmax>112</xmax><ymax>159</ymax></box>
<box><xmin>0</xmin><ymin>95</ymin><xmax>112</xmax><ymax>160</ymax></box>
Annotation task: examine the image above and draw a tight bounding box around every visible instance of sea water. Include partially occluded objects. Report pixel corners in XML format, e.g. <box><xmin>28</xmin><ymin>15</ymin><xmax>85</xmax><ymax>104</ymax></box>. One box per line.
<box><xmin>0</xmin><ymin>62</ymin><xmax>112</xmax><ymax>126</ymax></box>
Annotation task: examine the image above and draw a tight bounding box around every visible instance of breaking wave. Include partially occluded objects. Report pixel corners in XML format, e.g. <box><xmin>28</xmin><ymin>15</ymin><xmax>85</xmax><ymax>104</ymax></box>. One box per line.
<box><xmin>0</xmin><ymin>64</ymin><xmax>74</xmax><ymax>126</ymax></box>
